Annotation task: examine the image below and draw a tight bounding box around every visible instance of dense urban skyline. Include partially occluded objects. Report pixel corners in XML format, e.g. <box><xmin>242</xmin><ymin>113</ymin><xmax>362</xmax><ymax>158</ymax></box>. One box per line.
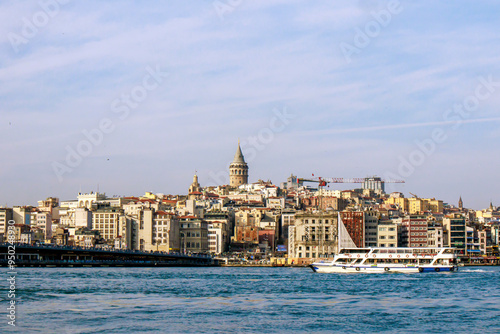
<box><xmin>1</xmin><ymin>1</ymin><xmax>499</xmax><ymax>209</ymax></box>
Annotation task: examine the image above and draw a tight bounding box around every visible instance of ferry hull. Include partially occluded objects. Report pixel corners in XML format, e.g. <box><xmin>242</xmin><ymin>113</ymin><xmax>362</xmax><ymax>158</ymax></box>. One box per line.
<box><xmin>310</xmin><ymin>264</ymin><xmax>458</xmax><ymax>274</ymax></box>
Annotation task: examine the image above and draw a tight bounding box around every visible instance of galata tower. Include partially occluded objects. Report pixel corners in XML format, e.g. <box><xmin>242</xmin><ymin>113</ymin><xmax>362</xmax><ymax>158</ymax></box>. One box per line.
<box><xmin>229</xmin><ymin>141</ymin><xmax>249</xmax><ymax>187</ymax></box>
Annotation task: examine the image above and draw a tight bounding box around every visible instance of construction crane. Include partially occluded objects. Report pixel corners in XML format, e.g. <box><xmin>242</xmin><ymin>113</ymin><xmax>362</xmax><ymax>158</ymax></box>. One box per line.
<box><xmin>296</xmin><ymin>175</ymin><xmax>405</xmax><ymax>190</ymax></box>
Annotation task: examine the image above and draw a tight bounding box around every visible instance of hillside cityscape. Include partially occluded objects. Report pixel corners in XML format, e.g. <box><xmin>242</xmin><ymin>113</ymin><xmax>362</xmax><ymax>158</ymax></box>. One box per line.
<box><xmin>2</xmin><ymin>142</ymin><xmax>499</xmax><ymax>265</ymax></box>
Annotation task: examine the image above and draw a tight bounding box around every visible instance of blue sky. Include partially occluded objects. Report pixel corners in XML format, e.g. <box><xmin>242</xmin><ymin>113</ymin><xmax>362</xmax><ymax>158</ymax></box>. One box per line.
<box><xmin>1</xmin><ymin>0</ymin><xmax>499</xmax><ymax>209</ymax></box>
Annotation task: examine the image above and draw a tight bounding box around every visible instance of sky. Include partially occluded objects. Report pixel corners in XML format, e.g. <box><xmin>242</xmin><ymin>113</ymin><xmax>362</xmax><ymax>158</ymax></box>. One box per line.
<box><xmin>1</xmin><ymin>0</ymin><xmax>499</xmax><ymax>210</ymax></box>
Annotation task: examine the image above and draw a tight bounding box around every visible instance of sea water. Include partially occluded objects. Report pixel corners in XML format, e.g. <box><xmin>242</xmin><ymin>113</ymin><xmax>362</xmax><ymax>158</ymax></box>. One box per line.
<box><xmin>1</xmin><ymin>266</ymin><xmax>499</xmax><ymax>333</ymax></box>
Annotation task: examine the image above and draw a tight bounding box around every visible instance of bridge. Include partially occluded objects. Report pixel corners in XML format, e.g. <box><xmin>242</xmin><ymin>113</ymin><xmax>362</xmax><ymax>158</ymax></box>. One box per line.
<box><xmin>0</xmin><ymin>243</ymin><xmax>220</xmax><ymax>267</ymax></box>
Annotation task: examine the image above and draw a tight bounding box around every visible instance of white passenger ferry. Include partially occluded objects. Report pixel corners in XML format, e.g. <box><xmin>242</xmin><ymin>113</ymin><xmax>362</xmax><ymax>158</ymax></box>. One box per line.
<box><xmin>310</xmin><ymin>247</ymin><xmax>459</xmax><ymax>273</ymax></box>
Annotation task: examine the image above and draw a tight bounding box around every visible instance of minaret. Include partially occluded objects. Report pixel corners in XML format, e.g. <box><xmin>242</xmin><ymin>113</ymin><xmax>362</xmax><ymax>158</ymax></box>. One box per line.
<box><xmin>458</xmin><ymin>196</ymin><xmax>463</xmax><ymax>210</ymax></box>
<box><xmin>188</xmin><ymin>172</ymin><xmax>201</xmax><ymax>194</ymax></box>
<box><xmin>229</xmin><ymin>141</ymin><xmax>249</xmax><ymax>187</ymax></box>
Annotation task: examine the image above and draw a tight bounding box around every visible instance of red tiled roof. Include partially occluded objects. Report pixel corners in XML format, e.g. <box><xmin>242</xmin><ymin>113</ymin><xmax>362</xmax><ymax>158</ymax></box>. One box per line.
<box><xmin>138</xmin><ymin>199</ymin><xmax>155</xmax><ymax>203</ymax></box>
<box><xmin>156</xmin><ymin>211</ymin><xmax>174</xmax><ymax>216</ymax></box>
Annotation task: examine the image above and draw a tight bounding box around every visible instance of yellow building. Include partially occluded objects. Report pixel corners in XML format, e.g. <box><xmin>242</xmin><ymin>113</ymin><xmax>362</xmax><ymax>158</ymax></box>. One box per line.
<box><xmin>385</xmin><ymin>197</ymin><xmax>409</xmax><ymax>212</ymax></box>
<box><xmin>408</xmin><ymin>198</ymin><xmax>429</xmax><ymax>214</ymax></box>
<box><xmin>377</xmin><ymin>220</ymin><xmax>398</xmax><ymax>247</ymax></box>
<box><xmin>423</xmin><ymin>198</ymin><xmax>443</xmax><ymax>213</ymax></box>
<box><xmin>92</xmin><ymin>208</ymin><xmax>123</xmax><ymax>242</ymax></box>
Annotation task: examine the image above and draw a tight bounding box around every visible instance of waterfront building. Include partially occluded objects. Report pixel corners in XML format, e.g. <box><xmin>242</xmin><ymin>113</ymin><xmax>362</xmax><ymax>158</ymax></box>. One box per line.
<box><xmin>232</xmin><ymin>208</ymin><xmax>260</xmax><ymax>249</ymax></box>
<box><xmin>377</xmin><ymin>219</ymin><xmax>397</xmax><ymax>247</ymax></box>
<box><xmin>35</xmin><ymin>212</ymin><xmax>52</xmax><ymax>240</ymax></box>
<box><xmin>74</xmin><ymin>228</ymin><xmax>100</xmax><ymax>248</ymax></box>
<box><xmin>232</xmin><ymin>207</ymin><xmax>277</xmax><ymax>250</ymax></box>
<box><xmin>288</xmin><ymin>211</ymin><xmax>338</xmax><ymax>259</ymax></box>
<box><xmin>75</xmin><ymin>208</ymin><xmax>92</xmax><ymax>229</ymax></box>
<box><xmin>92</xmin><ymin>208</ymin><xmax>123</xmax><ymax>243</ymax></box>
<box><xmin>179</xmin><ymin>216</ymin><xmax>209</xmax><ymax>253</ymax></box>
<box><xmin>443</xmin><ymin>214</ymin><xmax>467</xmax><ymax>255</ymax></box>
<box><xmin>364</xmin><ymin>209</ymin><xmax>379</xmax><ymax>247</ymax></box>
<box><xmin>258</xmin><ymin>228</ymin><xmax>276</xmax><ymax>253</ymax></box>
<box><xmin>204</xmin><ymin>211</ymin><xmax>232</xmax><ymax>247</ymax></box>
<box><xmin>0</xmin><ymin>208</ymin><xmax>13</xmax><ymax>242</ymax></box>
<box><xmin>229</xmin><ymin>141</ymin><xmax>249</xmax><ymax>187</ymax></box>
<box><xmin>340</xmin><ymin>211</ymin><xmax>364</xmax><ymax>248</ymax></box>
<box><xmin>427</xmin><ymin>225</ymin><xmax>444</xmax><ymax>248</ymax></box>
<box><xmin>280</xmin><ymin>209</ymin><xmax>296</xmax><ymax>244</ymax></box>
<box><xmin>152</xmin><ymin>211</ymin><xmax>180</xmax><ymax>252</ymax></box>
<box><xmin>117</xmin><ymin>214</ymin><xmax>138</xmax><ymax>250</ymax></box>
<box><xmin>400</xmin><ymin>215</ymin><xmax>428</xmax><ymax>247</ymax></box>
<box><xmin>465</xmin><ymin>227</ymin><xmax>487</xmax><ymax>255</ymax></box>
<box><xmin>54</xmin><ymin>227</ymin><xmax>70</xmax><ymax>246</ymax></box>
<box><xmin>208</xmin><ymin>223</ymin><xmax>224</xmax><ymax>254</ymax></box>
<box><xmin>9</xmin><ymin>224</ymin><xmax>31</xmax><ymax>242</ymax></box>
<box><xmin>137</xmin><ymin>208</ymin><xmax>156</xmax><ymax>251</ymax></box>
<box><xmin>13</xmin><ymin>206</ymin><xmax>32</xmax><ymax>225</ymax></box>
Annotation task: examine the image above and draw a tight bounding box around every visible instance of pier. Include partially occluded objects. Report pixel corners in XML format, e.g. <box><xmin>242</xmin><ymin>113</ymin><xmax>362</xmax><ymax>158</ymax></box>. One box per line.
<box><xmin>0</xmin><ymin>243</ymin><xmax>220</xmax><ymax>267</ymax></box>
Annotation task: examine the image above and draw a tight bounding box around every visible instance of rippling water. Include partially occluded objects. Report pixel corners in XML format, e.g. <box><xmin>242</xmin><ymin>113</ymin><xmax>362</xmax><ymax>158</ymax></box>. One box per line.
<box><xmin>1</xmin><ymin>266</ymin><xmax>499</xmax><ymax>333</ymax></box>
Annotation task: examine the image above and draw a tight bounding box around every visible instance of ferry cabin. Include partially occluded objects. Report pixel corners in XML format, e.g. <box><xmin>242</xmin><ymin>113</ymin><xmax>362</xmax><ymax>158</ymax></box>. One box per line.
<box><xmin>337</xmin><ymin>247</ymin><xmax>457</xmax><ymax>267</ymax></box>
<box><xmin>311</xmin><ymin>247</ymin><xmax>458</xmax><ymax>273</ymax></box>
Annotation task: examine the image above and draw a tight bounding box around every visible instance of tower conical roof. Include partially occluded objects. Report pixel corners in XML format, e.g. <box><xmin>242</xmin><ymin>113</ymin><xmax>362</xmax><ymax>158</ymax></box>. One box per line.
<box><xmin>232</xmin><ymin>142</ymin><xmax>246</xmax><ymax>163</ymax></box>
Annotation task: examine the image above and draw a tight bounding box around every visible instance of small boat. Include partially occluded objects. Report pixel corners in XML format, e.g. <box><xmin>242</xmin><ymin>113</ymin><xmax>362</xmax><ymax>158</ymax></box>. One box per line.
<box><xmin>310</xmin><ymin>247</ymin><xmax>459</xmax><ymax>273</ymax></box>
